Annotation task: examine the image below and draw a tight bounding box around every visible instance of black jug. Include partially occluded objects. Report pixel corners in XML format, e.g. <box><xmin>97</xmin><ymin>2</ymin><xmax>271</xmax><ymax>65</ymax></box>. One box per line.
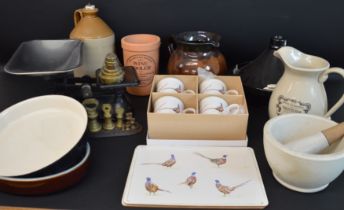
<box><xmin>238</xmin><ymin>35</ymin><xmax>287</xmax><ymax>105</ymax></box>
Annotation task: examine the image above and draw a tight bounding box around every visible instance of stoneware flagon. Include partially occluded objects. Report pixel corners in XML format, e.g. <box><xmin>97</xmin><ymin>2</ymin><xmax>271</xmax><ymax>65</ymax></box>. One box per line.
<box><xmin>70</xmin><ymin>4</ymin><xmax>115</xmax><ymax>78</ymax></box>
<box><xmin>269</xmin><ymin>46</ymin><xmax>344</xmax><ymax>118</ymax></box>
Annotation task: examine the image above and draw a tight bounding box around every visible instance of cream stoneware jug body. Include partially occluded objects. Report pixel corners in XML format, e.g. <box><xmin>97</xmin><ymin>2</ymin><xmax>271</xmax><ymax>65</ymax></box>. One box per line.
<box><xmin>269</xmin><ymin>46</ymin><xmax>344</xmax><ymax>118</ymax></box>
<box><xmin>70</xmin><ymin>4</ymin><xmax>114</xmax><ymax>78</ymax></box>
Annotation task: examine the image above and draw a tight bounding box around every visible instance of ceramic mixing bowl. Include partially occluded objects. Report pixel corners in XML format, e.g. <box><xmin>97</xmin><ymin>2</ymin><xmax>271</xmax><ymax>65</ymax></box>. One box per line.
<box><xmin>264</xmin><ymin>114</ymin><xmax>344</xmax><ymax>193</ymax></box>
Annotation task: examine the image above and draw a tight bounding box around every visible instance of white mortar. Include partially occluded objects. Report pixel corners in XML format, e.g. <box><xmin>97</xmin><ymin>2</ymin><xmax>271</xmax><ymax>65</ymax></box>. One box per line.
<box><xmin>264</xmin><ymin>114</ymin><xmax>344</xmax><ymax>193</ymax></box>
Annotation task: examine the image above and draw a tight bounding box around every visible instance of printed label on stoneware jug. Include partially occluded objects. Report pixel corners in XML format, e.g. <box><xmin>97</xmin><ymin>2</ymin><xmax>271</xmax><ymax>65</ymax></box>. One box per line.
<box><xmin>276</xmin><ymin>95</ymin><xmax>311</xmax><ymax>115</ymax></box>
<box><xmin>127</xmin><ymin>55</ymin><xmax>156</xmax><ymax>87</ymax></box>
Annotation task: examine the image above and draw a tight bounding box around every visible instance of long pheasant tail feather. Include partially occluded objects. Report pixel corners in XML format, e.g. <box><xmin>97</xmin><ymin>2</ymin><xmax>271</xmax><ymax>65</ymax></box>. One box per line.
<box><xmin>159</xmin><ymin>188</ymin><xmax>171</xmax><ymax>193</ymax></box>
<box><xmin>194</xmin><ymin>152</ymin><xmax>211</xmax><ymax>160</ymax></box>
<box><xmin>141</xmin><ymin>163</ymin><xmax>161</xmax><ymax>165</ymax></box>
<box><xmin>233</xmin><ymin>180</ymin><xmax>251</xmax><ymax>189</ymax></box>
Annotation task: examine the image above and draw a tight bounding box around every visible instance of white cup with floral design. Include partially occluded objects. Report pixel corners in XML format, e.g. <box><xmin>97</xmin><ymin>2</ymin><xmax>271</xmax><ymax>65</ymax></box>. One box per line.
<box><xmin>154</xmin><ymin>96</ymin><xmax>196</xmax><ymax>114</ymax></box>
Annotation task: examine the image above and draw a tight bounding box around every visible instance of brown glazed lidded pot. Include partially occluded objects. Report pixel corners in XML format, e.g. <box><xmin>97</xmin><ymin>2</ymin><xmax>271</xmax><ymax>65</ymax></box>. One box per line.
<box><xmin>168</xmin><ymin>31</ymin><xmax>227</xmax><ymax>75</ymax></box>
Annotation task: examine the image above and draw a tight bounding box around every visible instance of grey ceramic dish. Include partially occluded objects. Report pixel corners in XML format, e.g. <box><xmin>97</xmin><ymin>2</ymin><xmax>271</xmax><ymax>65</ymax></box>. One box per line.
<box><xmin>4</xmin><ymin>39</ymin><xmax>82</xmax><ymax>76</ymax></box>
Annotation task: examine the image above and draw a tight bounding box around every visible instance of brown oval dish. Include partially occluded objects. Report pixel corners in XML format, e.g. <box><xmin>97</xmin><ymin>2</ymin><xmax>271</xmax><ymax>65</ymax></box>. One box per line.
<box><xmin>0</xmin><ymin>143</ymin><xmax>90</xmax><ymax>195</ymax></box>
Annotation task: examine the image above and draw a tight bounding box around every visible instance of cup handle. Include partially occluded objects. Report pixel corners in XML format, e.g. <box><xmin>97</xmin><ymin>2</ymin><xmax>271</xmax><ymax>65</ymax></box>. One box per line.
<box><xmin>183</xmin><ymin>89</ymin><xmax>196</xmax><ymax>94</ymax></box>
<box><xmin>224</xmin><ymin>89</ymin><xmax>239</xmax><ymax>95</ymax></box>
<box><xmin>224</xmin><ymin>104</ymin><xmax>244</xmax><ymax>115</ymax></box>
<box><xmin>183</xmin><ymin>108</ymin><xmax>196</xmax><ymax>114</ymax></box>
<box><xmin>319</xmin><ymin>67</ymin><xmax>344</xmax><ymax>118</ymax></box>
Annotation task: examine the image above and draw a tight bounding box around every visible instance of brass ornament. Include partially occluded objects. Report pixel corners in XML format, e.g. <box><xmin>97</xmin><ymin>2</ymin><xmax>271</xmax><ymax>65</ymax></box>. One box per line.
<box><xmin>99</xmin><ymin>53</ymin><xmax>125</xmax><ymax>85</ymax></box>
<box><xmin>82</xmin><ymin>98</ymin><xmax>102</xmax><ymax>133</ymax></box>
<box><xmin>102</xmin><ymin>103</ymin><xmax>115</xmax><ymax>130</ymax></box>
<box><xmin>115</xmin><ymin>106</ymin><xmax>125</xmax><ymax>129</ymax></box>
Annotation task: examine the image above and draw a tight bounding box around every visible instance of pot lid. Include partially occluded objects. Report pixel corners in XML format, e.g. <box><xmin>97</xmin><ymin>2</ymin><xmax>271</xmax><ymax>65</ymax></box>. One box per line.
<box><xmin>0</xmin><ymin>95</ymin><xmax>87</xmax><ymax>177</ymax></box>
<box><xmin>173</xmin><ymin>31</ymin><xmax>221</xmax><ymax>47</ymax></box>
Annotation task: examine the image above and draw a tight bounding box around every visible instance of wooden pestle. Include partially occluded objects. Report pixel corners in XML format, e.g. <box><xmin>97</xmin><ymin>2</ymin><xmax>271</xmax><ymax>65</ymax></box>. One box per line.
<box><xmin>322</xmin><ymin>122</ymin><xmax>344</xmax><ymax>145</ymax></box>
<box><xmin>285</xmin><ymin>122</ymin><xmax>344</xmax><ymax>154</ymax></box>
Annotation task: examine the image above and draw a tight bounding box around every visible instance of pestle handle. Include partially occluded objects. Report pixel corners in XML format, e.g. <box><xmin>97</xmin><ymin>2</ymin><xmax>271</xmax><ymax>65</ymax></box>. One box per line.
<box><xmin>322</xmin><ymin>122</ymin><xmax>344</xmax><ymax>145</ymax></box>
<box><xmin>285</xmin><ymin>122</ymin><xmax>343</xmax><ymax>154</ymax></box>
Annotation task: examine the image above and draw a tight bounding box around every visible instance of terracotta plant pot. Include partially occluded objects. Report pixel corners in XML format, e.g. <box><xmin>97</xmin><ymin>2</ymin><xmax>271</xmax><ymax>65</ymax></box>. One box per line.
<box><xmin>121</xmin><ymin>34</ymin><xmax>160</xmax><ymax>96</ymax></box>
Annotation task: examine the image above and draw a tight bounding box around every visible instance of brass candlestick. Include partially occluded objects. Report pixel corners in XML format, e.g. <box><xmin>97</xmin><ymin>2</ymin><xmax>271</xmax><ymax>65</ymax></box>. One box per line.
<box><xmin>82</xmin><ymin>98</ymin><xmax>102</xmax><ymax>133</ymax></box>
<box><xmin>99</xmin><ymin>53</ymin><xmax>125</xmax><ymax>85</ymax></box>
<box><xmin>115</xmin><ymin>106</ymin><xmax>125</xmax><ymax>129</ymax></box>
<box><xmin>102</xmin><ymin>104</ymin><xmax>115</xmax><ymax>130</ymax></box>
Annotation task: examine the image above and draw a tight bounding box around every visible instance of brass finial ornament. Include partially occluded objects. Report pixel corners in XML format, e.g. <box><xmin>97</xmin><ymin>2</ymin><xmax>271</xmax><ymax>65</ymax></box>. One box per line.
<box><xmin>99</xmin><ymin>53</ymin><xmax>125</xmax><ymax>84</ymax></box>
<box><xmin>102</xmin><ymin>104</ymin><xmax>115</xmax><ymax>130</ymax></box>
<box><xmin>82</xmin><ymin>98</ymin><xmax>102</xmax><ymax>133</ymax></box>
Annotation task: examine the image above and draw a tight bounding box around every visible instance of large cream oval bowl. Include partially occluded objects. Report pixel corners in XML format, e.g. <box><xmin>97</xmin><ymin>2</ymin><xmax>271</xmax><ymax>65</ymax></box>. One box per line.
<box><xmin>0</xmin><ymin>95</ymin><xmax>87</xmax><ymax>177</ymax></box>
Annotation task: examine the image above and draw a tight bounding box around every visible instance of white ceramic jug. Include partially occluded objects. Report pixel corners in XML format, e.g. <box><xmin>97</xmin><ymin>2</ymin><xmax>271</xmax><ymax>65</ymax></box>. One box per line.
<box><xmin>269</xmin><ymin>46</ymin><xmax>344</xmax><ymax>118</ymax></box>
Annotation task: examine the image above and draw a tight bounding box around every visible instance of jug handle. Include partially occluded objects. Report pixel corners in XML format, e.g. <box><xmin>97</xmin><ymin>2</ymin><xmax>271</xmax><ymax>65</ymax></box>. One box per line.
<box><xmin>168</xmin><ymin>36</ymin><xmax>176</xmax><ymax>55</ymax></box>
<box><xmin>319</xmin><ymin>67</ymin><xmax>344</xmax><ymax>118</ymax></box>
<box><xmin>74</xmin><ymin>9</ymin><xmax>84</xmax><ymax>26</ymax></box>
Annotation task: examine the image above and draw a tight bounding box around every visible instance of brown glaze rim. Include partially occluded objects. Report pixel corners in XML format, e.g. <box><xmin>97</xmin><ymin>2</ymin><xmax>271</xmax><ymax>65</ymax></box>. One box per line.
<box><xmin>0</xmin><ymin>143</ymin><xmax>90</xmax><ymax>195</ymax></box>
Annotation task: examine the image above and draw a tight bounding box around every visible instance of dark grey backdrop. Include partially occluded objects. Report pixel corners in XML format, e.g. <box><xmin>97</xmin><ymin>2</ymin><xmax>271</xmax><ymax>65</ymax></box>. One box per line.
<box><xmin>1</xmin><ymin>0</ymin><xmax>344</xmax><ymax>71</ymax></box>
<box><xmin>0</xmin><ymin>1</ymin><xmax>343</xmax><ymax>209</ymax></box>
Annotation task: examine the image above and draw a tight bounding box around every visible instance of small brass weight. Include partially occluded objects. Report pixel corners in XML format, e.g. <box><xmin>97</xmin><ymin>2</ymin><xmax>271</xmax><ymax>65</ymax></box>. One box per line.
<box><xmin>99</xmin><ymin>53</ymin><xmax>124</xmax><ymax>85</ymax></box>
<box><xmin>82</xmin><ymin>98</ymin><xmax>102</xmax><ymax>133</ymax></box>
<box><xmin>125</xmin><ymin>112</ymin><xmax>136</xmax><ymax>131</ymax></box>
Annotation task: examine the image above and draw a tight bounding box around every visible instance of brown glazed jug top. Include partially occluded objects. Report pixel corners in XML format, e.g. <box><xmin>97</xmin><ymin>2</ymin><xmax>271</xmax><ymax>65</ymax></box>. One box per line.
<box><xmin>167</xmin><ymin>31</ymin><xmax>227</xmax><ymax>75</ymax></box>
<box><xmin>70</xmin><ymin>4</ymin><xmax>113</xmax><ymax>40</ymax></box>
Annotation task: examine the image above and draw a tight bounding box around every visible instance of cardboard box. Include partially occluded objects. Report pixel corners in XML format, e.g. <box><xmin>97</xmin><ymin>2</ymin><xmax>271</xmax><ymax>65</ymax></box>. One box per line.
<box><xmin>146</xmin><ymin>133</ymin><xmax>248</xmax><ymax>146</ymax></box>
<box><xmin>147</xmin><ymin>75</ymin><xmax>249</xmax><ymax>140</ymax></box>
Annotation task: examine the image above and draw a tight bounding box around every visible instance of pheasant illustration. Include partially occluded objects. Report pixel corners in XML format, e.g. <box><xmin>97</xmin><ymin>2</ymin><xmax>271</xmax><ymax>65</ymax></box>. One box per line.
<box><xmin>215</xmin><ymin>179</ymin><xmax>250</xmax><ymax>196</ymax></box>
<box><xmin>145</xmin><ymin>177</ymin><xmax>171</xmax><ymax>195</ymax></box>
<box><xmin>180</xmin><ymin>172</ymin><xmax>197</xmax><ymax>188</ymax></box>
<box><xmin>195</xmin><ymin>152</ymin><xmax>227</xmax><ymax>167</ymax></box>
<box><xmin>142</xmin><ymin>154</ymin><xmax>176</xmax><ymax>167</ymax></box>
